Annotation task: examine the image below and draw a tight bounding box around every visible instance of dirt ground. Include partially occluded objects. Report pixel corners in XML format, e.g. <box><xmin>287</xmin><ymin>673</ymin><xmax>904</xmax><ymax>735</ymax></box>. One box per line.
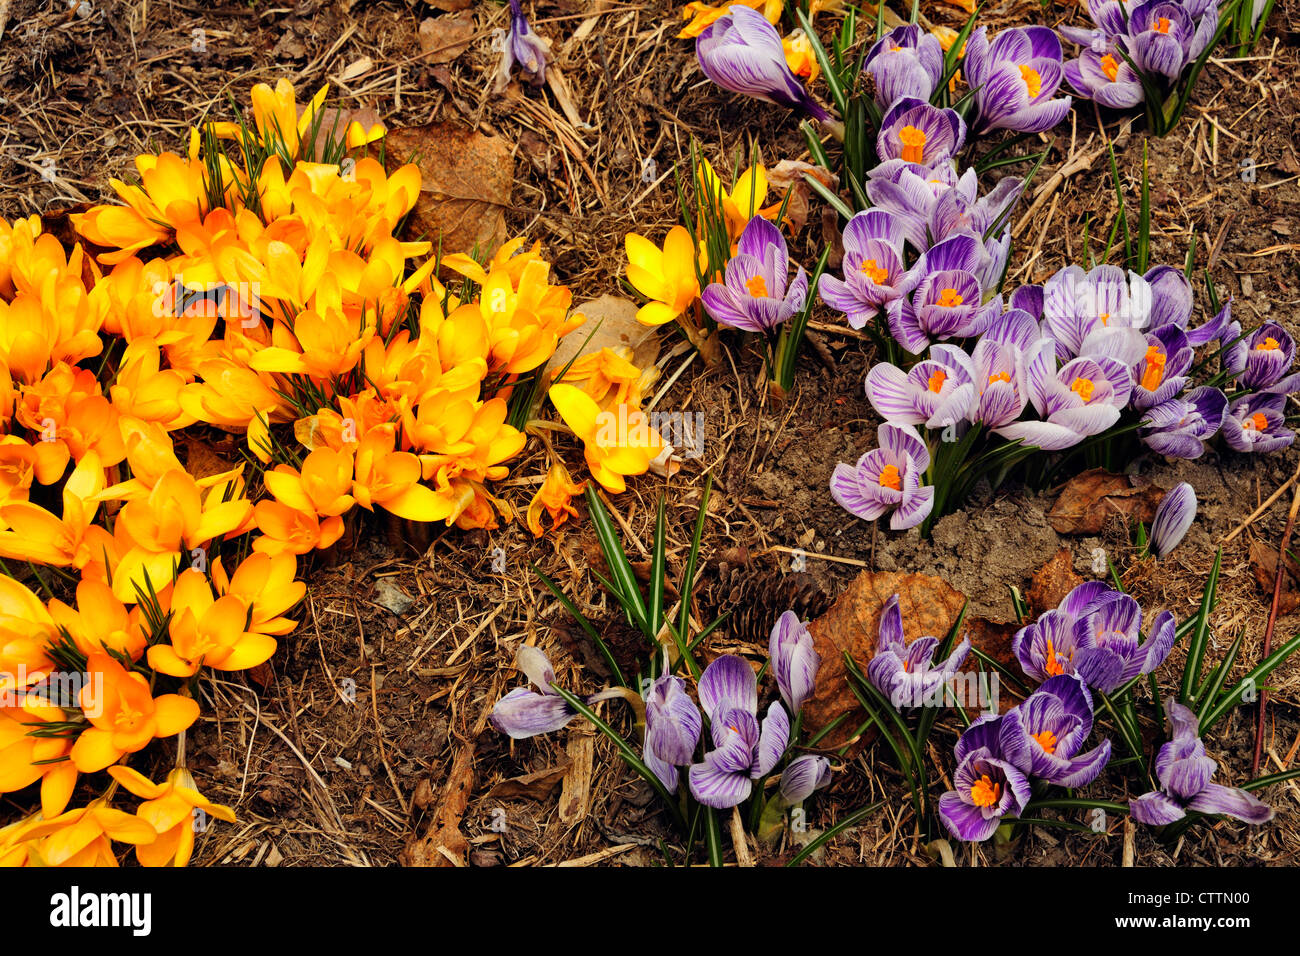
<box><xmin>3</xmin><ymin>0</ymin><xmax>1300</xmax><ymax>866</ymax></box>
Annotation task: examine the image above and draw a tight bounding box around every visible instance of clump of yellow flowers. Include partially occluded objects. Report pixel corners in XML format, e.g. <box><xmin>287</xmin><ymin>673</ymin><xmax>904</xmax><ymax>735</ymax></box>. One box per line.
<box><xmin>0</xmin><ymin>79</ymin><xmax>662</xmax><ymax>865</ymax></box>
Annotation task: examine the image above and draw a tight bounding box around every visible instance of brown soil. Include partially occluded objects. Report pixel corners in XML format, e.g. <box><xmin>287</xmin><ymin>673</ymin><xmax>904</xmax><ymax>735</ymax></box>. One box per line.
<box><xmin>3</xmin><ymin>0</ymin><xmax>1300</xmax><ymax>866</ymax></box>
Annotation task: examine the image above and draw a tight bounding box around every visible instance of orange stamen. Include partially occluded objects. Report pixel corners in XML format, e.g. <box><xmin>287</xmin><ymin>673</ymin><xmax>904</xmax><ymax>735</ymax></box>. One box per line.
<box><xmin>1247</xmin><ymin>412</ymin><xmax>1269</xmax><ymax>431</ymax></box>
<box><xmin>745</xmin><ymin>275</ymin><xmax>769</xmax><ymax>298</ymax></box>
<box><xmin>937</xmin><ymin>287</ymin><xmax>964</xmax><ymax>308</ymax></box>
<box><xmin>899</xmin><ymin>125</ymin><xmax>927</xmax><ymax>164</ymax></box>
<box><xmin>1019</xmin><ymin>64</ymin><xmax>1042</xmax><ymax>99</ymax></box>
<box><xmin>988</xmin><ymin>371</ymin><xmax>1011</xmax><ymax>385</ymax></box>
<box><xmin>1070</xmin><ymin>377</ymin><xmax>1095</xmax><ymax>402</ymax></box>
<box><xmin>970</xmin><ymin>774</ymin><xmax>1002</xmax><ymax>808</ymax></box>
<box><xmin>878</xmin><ymin>464</ymin><xmax>902</xmax><ymax>491</ymax></box>
<box><xmin>1100</xmin><ymin>54</ymin><xmax>1120</xmax><ymax>81</ymax></box>
<box><xmin>1032</xmin><ymin>729</ymin><xmax>1059</xmax><ymax>755</ymax></box>
<box><xmin>1258</xmin><ymin>337</ymin><xmax>1281</xmax><ymax>351</ymax></box>
<box><xmin>1152</xmin><ymin>16</ymin><xmax>1171</xmax><ymax>33</ymax></box>
<box><xmin>860</xmin><ymin>258</ymin><xmax>889</xmax><ymax>284</ymax></box>
<box><xmin>1044</xmin><ymin>637</ymin><xmax>1065</xmax><ymax>677</ymax></box>
<box><xmin>1141</xmin><ymin>345</ymin><xmax>1166</xmax><ymax>391</ymax></box>
<box><xmin>927</xmin><ymin>368</ymin><xmax>947</xmax><ymax>393</ymax></box>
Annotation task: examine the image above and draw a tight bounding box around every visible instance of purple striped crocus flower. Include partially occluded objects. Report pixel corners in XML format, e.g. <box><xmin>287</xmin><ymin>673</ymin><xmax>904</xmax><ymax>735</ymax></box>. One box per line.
<box><xmin>939</xmin><ymin>715</ymin><xmax>1032</xmax><ymax>842</ymax></box>
<box><xmin>999</xmin><ymin>675</ymin><xmax>1112</xmax><ymax>787</ymax></box>
<box><xmin>1126</xmin><ymin>0</ymin><xmax>1217</xmax><ymax>82</ymax></box>
<box><xmin>642</xmin><ymin>670</ymin><xmax>703</xmax><ymax>793</ymax></box>
<box><xmin>1143</xmin><ymin>265</ymin><xmax>1232</xmax><ymax>346</ymax></box>
<box><xmin>696</xmin><ymin>6</ymin><xmax>831</xmax><ymax>121</ymax></box>
<box><xmin>1138</xmin><ymin>386</ymin><xmax>1226</xmax><ymax>459</ymax></box>
<box><xmin>1149</xmin><ymin>481</ymin><xmax>1196</xmax><ymax>559</ymax></box>
<box><xmin>491</xmin><ymin>646</ymin><xmax>623</xmax><ymax>738</ymax></box>
<box><xmin>865</xmin><ymin>162</ymin><xmax>964</xmax><ymax>252</ymax></box>
<box><xmin>876</xmin><ymin>98</ymin><xmax>967</xmax><ymax>169</ymax></box>
<box><xmin>1130</xmin><ymin>326</ymin><xmax>1194</xmax><ymax>411</ymax></box>
<box><xmin>865</xmin><ymin>344</ymin><xmax>976</xmax><ymax>430</ymax></box>
<box><xmin>1042</xmin><ymin>264</ymin><xmax>1153</xmax><ymax>363</ymax></box>
<box><xmin>886</xmin><ymin>233</ymin><xmax>992</xmax><ymax>354</ymax></box>
<box><xmin>496</xmin><ymin>0</ymin><xmax>550</xmax><ymax>90</ymax></box>
<box><xmin>779</xmin><ymin>753</ymin><xmax>832</xmax><ymax>803</ymax></box>
<box><xmin>1064</xmin><ymin>44</ymin><xmax>1144</xmax><ymax>109</ymax></box>
<box><xmin>969</xmin><ymin>306</ymin><xmax>1042</xmax><ymax>427</ymax></box>
<box><xmin>1012</xmin><ymin>581</ymin><xmax>1114</xmax><ymax>682</ymax></box>
<box><xmin>687</xmin><ymin>655</ymin><xmax>790</xmax><ymax>808</ymax></box>
<box><xmin>829</xmin><ymin>422</ymin><xmax>934</xmax><ymax>530</ymax></box>
<box><xmin>817</xmin><ymin>209</ymin><xmax>918</xmax><ymax>330</ymax></box>
<box><xmin>1226</xmin><ymin>321</ymin><xmax>1300</xmax><ymax>394</ymax></box>
<box><xmin>867</xmin><ymin>593</ymin><xmax>971</xmax><ymax>708</ymax></box>
<box><xmin>1069</xmin><ymin>590</ymin><xmax>1176</xmax><ymax>693</ymax></box>
<box><xmin>1059</xmin><ymin>0</ymin><xmax>1140</xmax><ymax>47</ymax></box>
<box><xmin>769</xmin><ymin>610</ymin><xmax>820</xmax><ymax>715</ymax></box>
<box><xmin>1130</xmin><ymin>701</ymin><xmax>1273</xmax><ymax>826</ymax></box>
<box><xmin>861</xmin><ymin>25</ymin><xmax>946</xmax><ymax>110</ymax></box>
<box><xmin>702</xmin><ymin>216</ymin><xmax>808</xmax><ymax>334</ymax></box>
<box><xmin>962</xmin><ymin>25</ymin><xmax>1073</xmax><ymax>134</ymax></box>
<box><xmin>994</xmin><ymin>345</ymin><xmax>1133</xmax><ymax>451</ymax></box>
<box><xmin>1224</xmin><ymin>392</ymin><xmax>1295</xmax><ymax>454</ymax></box>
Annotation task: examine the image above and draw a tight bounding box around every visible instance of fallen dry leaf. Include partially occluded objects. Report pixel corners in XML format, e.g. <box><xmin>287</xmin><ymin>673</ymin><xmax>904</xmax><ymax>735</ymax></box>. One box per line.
<box><xmin>766</xmin><ymin>160</ymin><xmax>837</xmax><ymax>237</ymax></box>
<box><xmin>1249</xmin><ymin>540</ymin><xmax>1300</xmax><ymax>614</ymax></box>
<box><xmin>545</xmin><ymin>294</ymin><xmax>661</xmax><ymax>379</ymax></box>
<box><xmin>802</xmin><ymin>571</ymin><xmax>1021</xmax><ymax>752</ymax></box>
<box><xmin>1028</xmin><ymin>547</ymin><xmax>1085</xmax><ymax>616</ymax></box>
<box><xmin>485</xmin><ymin>760</ymin><xmax>571</xmax><ymax>801</ymax></box>
<box><xmin>1048</xmin><ymin>468</ymin><xmax>1166</xmax><ymax>535</ymax></box>
<box><xmin>401</xmin><ymin>742</ymin><xmax>474</xmax><ymax>867</ymax></box>
<box><xmin>418</xmin><ymin>12</ymin><xmax>475</xmax><ymax>64</ymax></box>
<box><xmin>426</xmin><ymin>0</ymin><xmax>472</xmax><ymax>10</ymax></box>
<box><xmin>379</xmin><ymin>122</ymin><xmax>513</xmax><ymax>259</ymax></box>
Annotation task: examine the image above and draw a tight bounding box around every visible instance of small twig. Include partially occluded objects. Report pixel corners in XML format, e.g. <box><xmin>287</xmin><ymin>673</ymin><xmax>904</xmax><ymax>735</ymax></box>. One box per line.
<box><xmin>1253</xmin><ymin>480</ymin><xmax>1300</xmax><ymax>775</ymax></box>
<box><xmin>1221</xmin><ymin>456</ymin><xmax>1300</xmax><ymax>543</ymax></box>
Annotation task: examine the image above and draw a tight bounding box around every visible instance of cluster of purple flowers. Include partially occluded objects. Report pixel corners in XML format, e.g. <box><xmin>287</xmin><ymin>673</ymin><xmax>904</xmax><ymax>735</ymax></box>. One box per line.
<box><xmin>1012</xmin><ymin>581</ymin><xmax>1177</xmax><ymax>694</ymax></box>
<box><xmin>1062</xmin><ymin>0</ymin><xmax>1219</xmax><ymax>108</ymax></box>
<box><xmin>490</xmin><ymin>611</ymin><xmax>832</xmax><ymax>812</ymax></box>
<box><xmin>829</xmin><ymin>259</ymin><xmax>1298</xmax><ymax>530</ymax></box>
<box><xmin>939</xmin><ymin>674</ymin><xmax>1112</xmax><ymax>841</ymax></box>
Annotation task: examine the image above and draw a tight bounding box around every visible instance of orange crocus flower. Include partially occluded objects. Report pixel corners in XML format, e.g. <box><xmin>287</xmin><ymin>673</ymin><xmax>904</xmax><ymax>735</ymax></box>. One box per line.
<box><xmin>148</xmin><ymin>570</ymin><xmax>276</xmax><ymax>676</ymax></box>
<box><xmin>526</xmin><ymin>462</ymin><xmax>585</xmax><ymax>537</ymax></box>
<box><xmin>210</xmin><ymin>551</ymin><xmax>305</xmax><ymax>637</ymax></box>
<box><xmin>7</xmin><ymin>800</ymin><xmax>157</xmax><ymax>866</ymax></box>
<box><xmin>70</xmin><ymin>653</ymin><xmax>199</xmax><ymax>773</ymax></box>
<box><xmin>107</xmin><ymin>766</ymin><xmax>235</xmax><ymax>867</ymax></box>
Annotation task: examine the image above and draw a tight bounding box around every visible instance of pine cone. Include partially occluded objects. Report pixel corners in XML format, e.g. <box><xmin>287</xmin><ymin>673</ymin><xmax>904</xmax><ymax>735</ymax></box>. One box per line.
<box><xmin>700</xmin><ymin>548</ymin><xmax>833</xmax><ymax>648</ymax></box>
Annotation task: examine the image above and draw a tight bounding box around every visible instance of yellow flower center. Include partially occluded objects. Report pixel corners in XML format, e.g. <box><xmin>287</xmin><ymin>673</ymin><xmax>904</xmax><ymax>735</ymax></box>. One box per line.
<box><xmin>988</xmin><ymin>371</ymin><xmax>1011</xmax><ymax>385</ymax></box>
<box><xmin>1141</xmin><ymin>345</ymin><xmax>1166</xmax><ymax>391</ymax></box>
<box><xmin>971</xmin><ymin>774</ymin><xmax>1002</xmax><ymax>808</ymax></box>
<box><xmin>1258</xmin><ymin>337</ymin><xmax>1281</xmax><ymax>351</ymax></box>
<box><xmin>1100</xmin><ymin>54</ymin><xmax>1120</xmax><ymax>81</ymax></box>
<box><xmin>1152</xmin><ymin>16</ymin><xmax>1171</xmax><ymax>33</ymax></box>
<box><xmin>860</xmin><ymin>258</ymin><xmax>889</xmax><ymax>284</ymax></box>
<box><xmin>937</xmin><ymin>287</ymin><xmax>964</xmax><ymax>308</ymax></box>
<box><xmin>927</xmin><ymin>368</ymin><xmax>947</xmax><ymax>393</ymax></box>
<box><xmin>746</xmin><ymin>275</ymin><xmax>769</xmax><ymax>298</ymax></box>
<box><xmin>899</xmin><ymin>125</ymin><xmax>927</xmax><ymax>164</ymax></box>
<box><xmin>114</xmin><ymin>706</ymin><xmax>144</xmax><ymax>733</ymax></box>
<box><xmin>1070</xmin><ymin>377</ymin><xmax>1095</xmax><ymax>402</ymax></box>
<box><xmin>1247</xmin><ymin>412</ymin><xmax>1269</xmax><ymax>431</ymax></box>
<box><xmin>878</xmin><ymin>464</ymin><xmax>902</xmax><ymax>491</ymax></box>
<box><xmin>1019</xmin><ymin>64</ymin><xmax>1042</xmax><ymax>99</ymax></box>
<box><xmin>1032</xmin><ymin>729</ymin><xmax>1059</xmax><ymax>755</ymax></box>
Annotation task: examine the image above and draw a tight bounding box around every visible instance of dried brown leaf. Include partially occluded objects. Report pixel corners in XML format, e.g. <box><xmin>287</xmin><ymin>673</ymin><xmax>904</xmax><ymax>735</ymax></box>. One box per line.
<box><xmin>1048</xmin><ymin>468</ymin><xmax>1165</xmax><ymax>535</ymax></box>
<box><xmin>380</xmin><ymin>122</ymin><xmax>513</xmax><ymax>258</ymax></box>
